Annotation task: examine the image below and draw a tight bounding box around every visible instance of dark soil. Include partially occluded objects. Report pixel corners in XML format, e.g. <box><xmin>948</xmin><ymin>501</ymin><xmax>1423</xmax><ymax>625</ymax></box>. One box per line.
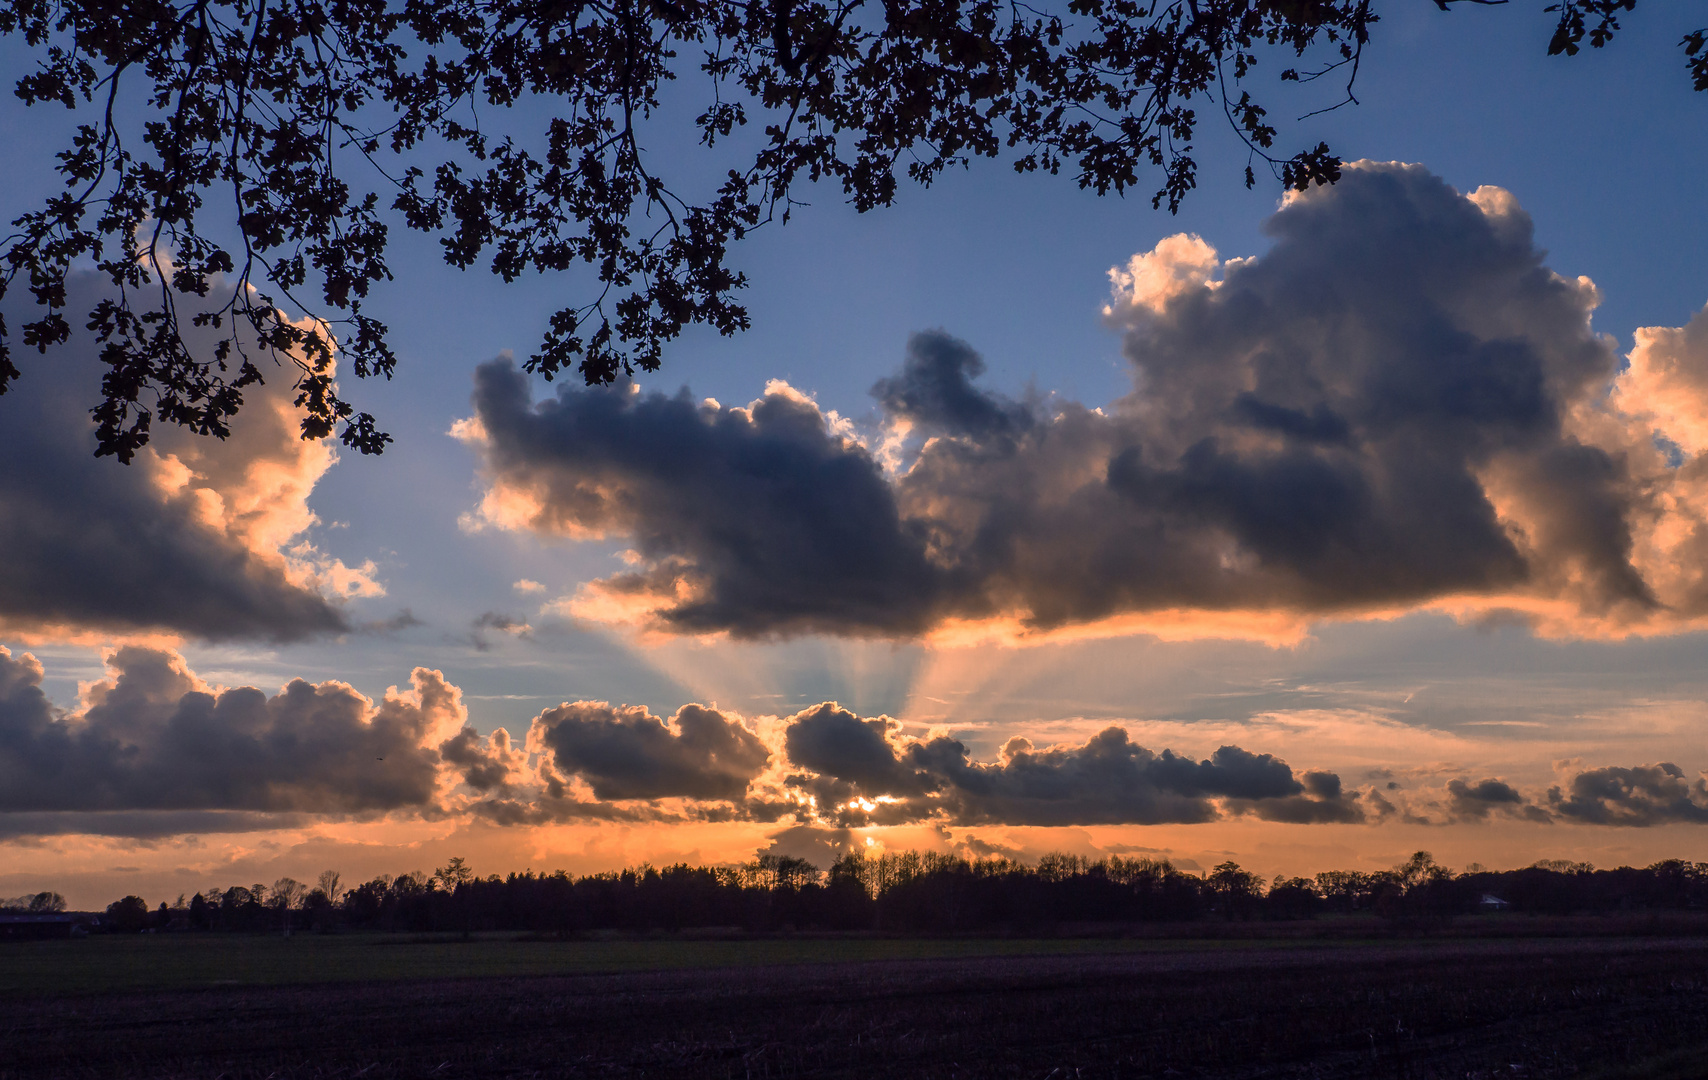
<box><xmin>6</xmin><ymin>937</ymin><xmax>1708</xmax><ymax>1079</ymax></box>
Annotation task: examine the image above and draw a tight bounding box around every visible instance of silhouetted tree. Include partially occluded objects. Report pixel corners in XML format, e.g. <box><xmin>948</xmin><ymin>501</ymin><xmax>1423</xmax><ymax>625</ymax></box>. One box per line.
<box><xmin>1</xmin><ymin>891</ymin><xmax>68</xmax><ymax>913</ymax></box>
<box><xmin>434</xmin><ymin>858</ymin><xmax>475</xmax><ymax>891</ymax></box>
<box><xmin>87</xmin><ymin>851</ymin><xmax>1708</xmax><ymax>937</ymax></box>
<box><xmin>1266</xmin><ymin>875</ymin><xmax>1320</xmax><ymax>920</ymax></box>
<box><xmin>2</xmin><ymin>0</ymin><xmax>1701</xmax><ymax>456</ymax></box>
<box><xmin>105</xmin><ymin>895</ymin><xmax>150</xmax><ymax>933</ymax></box>
<box><xmin>1207</xmin><ymin>861</ymin><xmax>1266</xmax><ymax>920</ymax></box>
<box><xmin>271</xmin><ymin>877</ymin><xmax>307</xmax><ymax>935</ymax></box>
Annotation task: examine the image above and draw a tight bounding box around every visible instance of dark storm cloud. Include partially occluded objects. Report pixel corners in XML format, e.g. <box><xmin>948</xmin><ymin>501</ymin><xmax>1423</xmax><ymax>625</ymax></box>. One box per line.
<box><xmin>0</xmin><ymin>645</ymin><xmax>449</xmax><ymax>815</ymax></box>
<box><xmin>1547</xmin><ymin>764</ymin><xmax>1708</xmax><ymax>826</ymax></box>
<box><xmin>531</xmin><ymin>701</ymin><xmax>771</xmax><ymax>800</ymax></box>
<box><xmin>464</xmin><ymin>163</ymin><xmax>1675</xmax><ymax>640</ymax></box>
<box><xmin>0</xmin><ymin>274</ymin><xmax>353</xmax><ymax>643</ymax></box>
<box><xmin>779</xmin><ymin>704</ymin><xmax>1364</xmax><ymax>827</ymax></box>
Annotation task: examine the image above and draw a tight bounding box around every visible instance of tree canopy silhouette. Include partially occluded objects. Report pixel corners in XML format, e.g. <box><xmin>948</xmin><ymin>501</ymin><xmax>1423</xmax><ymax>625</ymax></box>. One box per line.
<box><xmin>92</xmin><ymin>849</ymin><xmax>1708</xmax><ymax>935</ymax></box>
<box><xmin>0</xmin><ymin>0</ymin><xmax>1701</xmax><ymax>457</ymax></box>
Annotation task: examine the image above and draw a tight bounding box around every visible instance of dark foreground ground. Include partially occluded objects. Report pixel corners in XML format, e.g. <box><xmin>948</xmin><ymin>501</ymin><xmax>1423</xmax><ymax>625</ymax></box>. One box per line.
<box><xmin>5</xmin><ymin>936</ymin><xmax>1708</xmax><ymax>1079</ymax></box>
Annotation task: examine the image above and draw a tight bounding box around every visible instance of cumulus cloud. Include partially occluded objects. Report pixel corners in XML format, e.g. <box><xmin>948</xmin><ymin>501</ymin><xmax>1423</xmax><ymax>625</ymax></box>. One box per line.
<box><xmin>871</xmin><ymin>332</ymin><xmax>1032</xmax><ymax>442</ymax></box>
<box><xmin>438</xmin><ymin>725</ymin><xmax>526</xmax><ymax>793</ymax></box>
<box><xmin>7</xmin><ymin>646</ymin><xmax>1708</xmax><ymax>838</ymax></box>
<box><xmin>784</xmin><ymin>704</ymin><xmax>937</xmax><ymax>798</ymax></box>
<box><xmin>1614</xmin><ymin>305</ymin><xmax>1708</xmax><ymax>457</ymax></box>
<box><xmin>779</xmin><ymin>703</ymin><xmax>1365</xmax><ymax>827</ymax></box>
<box><xmin>1386</xmin><ymin>765</ymin><xmax>1708</xmax><ymax>827</ymax></box>
<box><xmin>0</xmin><ymin>645</ymin><xmax>469</xmax><ymax>817</ymax></box>
<box><xmin>531</xmin><ymin>701</ymin><xmax>771</xmax><ymax>801</ymax></box>
<box><xmin>457</xmin><ymin>361</ymin><xmax>941</xmax><ymax>638</ymax></box>
<box><xmin>0</xmin><ymin>645</ymin><xmax>524</xmax><ymax>836</ymax></box>
<box><xmin>1444</xmin><ymin>778</ymin><xmax>1550</xmax><ymax>823</ymax></box>
<box><xmin>0</xmin><ymin>272</ymin><xmax>379</xmax><ymax>644</ymax></box>
<box><xmin>470</xmin><ymin>699</ymin><xmax>1374</xmax><ymax>830</ymax></box>
<box><xmin>458</xmin><ymin>163</ymin><xmax>1708</xmax><ymax>643</ymax></box>
<box><xmin>1547</xmin><ymin>763</ymin><xmax>1708</xmax><ymax>826</ymax></box>
<box><xmin>0</xmin><ymin>650</ymin><xmax>1370</xmax><ymax>836</ymax></box>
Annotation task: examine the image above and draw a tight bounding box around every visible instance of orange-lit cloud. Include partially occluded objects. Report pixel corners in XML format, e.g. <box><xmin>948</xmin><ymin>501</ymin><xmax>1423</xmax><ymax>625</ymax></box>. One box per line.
<box><xmin>6</xmin><ymin>644</ymin><xmax>1706</xmax><ymax>870</ymax></box>
<box><xmin>0</xmin><ymin>271</ymin><xmax>377</xmax><ymax>644</ymax></box>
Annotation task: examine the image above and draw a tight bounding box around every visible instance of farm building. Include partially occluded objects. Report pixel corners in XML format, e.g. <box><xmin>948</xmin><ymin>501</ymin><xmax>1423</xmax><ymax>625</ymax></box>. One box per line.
<box><xmin>0</xmin><ymin>913</ymin><xmax>90</xmax><ymax>940</ymax></box>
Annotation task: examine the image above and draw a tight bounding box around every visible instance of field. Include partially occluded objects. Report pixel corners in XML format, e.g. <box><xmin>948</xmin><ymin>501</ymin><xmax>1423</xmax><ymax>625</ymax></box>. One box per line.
<box><xmin>0</xmin><ymin>932</ymin><xmax>1239</xmax><ymax>996</ymax></box>
<box><xmin>5</xmin><ymin>932</ymin><xmax>1708</xmax><ymax>1078</ymax></box>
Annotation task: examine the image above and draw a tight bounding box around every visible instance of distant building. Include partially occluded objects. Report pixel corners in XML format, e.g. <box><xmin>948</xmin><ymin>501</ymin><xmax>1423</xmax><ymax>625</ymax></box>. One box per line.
<box><xmin>1479</xmin><ymin>894</ymin><xmax>1511</xmax><ymax>911</ymax></box>
<box><xmin>0</xmin><ymin>913</ymin><xmax>91</xmax><ymax>940</ymax></box>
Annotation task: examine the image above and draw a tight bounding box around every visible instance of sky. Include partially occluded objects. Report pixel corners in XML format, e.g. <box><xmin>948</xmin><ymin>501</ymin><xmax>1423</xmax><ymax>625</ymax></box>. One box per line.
<box><xmin>4</xmin><ymin>2</ymin><xmax>1708</xmax><ymax>909</ymax></box>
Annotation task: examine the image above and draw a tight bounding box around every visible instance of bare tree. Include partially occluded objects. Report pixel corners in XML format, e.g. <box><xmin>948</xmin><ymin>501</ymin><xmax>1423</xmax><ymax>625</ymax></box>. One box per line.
<box><xmin>272</xmin><ymin>876</ymin><xmax>307</xmax><ymax>936</ymax></box>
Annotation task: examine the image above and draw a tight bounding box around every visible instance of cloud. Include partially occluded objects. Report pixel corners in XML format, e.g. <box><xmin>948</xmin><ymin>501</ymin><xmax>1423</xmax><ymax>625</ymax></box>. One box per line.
<box><xmin>359</xmin><ymin>609</ymin><xmax>425</xmax><ymax>635</ymax></box>
<box><xmin>474</xmin><ymin>700</ymin><xmax>1372</xmax><ymax>830</ymax></box>
<box><xmin>530</xmin><ymin>701</ymin><xmax>771</xmax><ymax>801</ymax></box>
<box><xmin>3</xmin><ymin>646</ymin><xmax>1371</xmax><ymax>833</ymax></box>
<box><xmin>457</xmin><ymin>361</ymin><xmax>942</xmax><ymax>638</ymax></box>
<box><xmin>9</xmin><ymin>644</ymin><xmax>1708</xmax><ymax>838</ymax></box>
<box><xmin>1105</xmin><ymin>232</ymin><xmax>1223</xmax><ymax>317</ymax></box>
<box><xmin>1390</xmin><ymin>765</ymin><xmax>1708</xmax><ymax>827</ymax></box>
<box><xmin>468</xmin><ymin>611</ymin><xmax>533</xmax><ymax>651</ymax></box>
<box><xmin>458</xmin><ymin>163</ymin><xmax>1708</xmax><ymax>644</ymax></box>
<box><xmin>1547</xmin><ymin>763</ymin><xmax>1708</xmax><ymax>826</ymax></box>
<box><xmin>438</xmin><ymin>725</ymin><xmax>525</xmax><ymax>793</ymax></box>
<box><xmin>0</xmin><ymin>645</ymin><xmax>467</xmax><ymax>825</ymax></box>
<box><xmin>0</xmin><ymin>810</ymin><xmax>313</xmax><ymax>840</ymax></box>
<box><xmin>778</xmin><ymin>703</ymin><xmax>1365</xmax><ymax>827</ymax></box>
<box><xmin>1614</xmin><ymin>304</ymin><xmax>1708</xmax><ymax>457</ymax></box>
<box><xmin>1444</xmin><ymin>777</ymin><xmax>1551</xmax><ymax>823</ymax></box>
<box><xmin>784</xmin><ymin>703</ymin><xmax>936</xmax><ymax>798</ymax></box>
<box><xmin>871</xmin><ymin>332</ymin><xmax>1032</xmax><ymax>442</ymax></box>
<box><xmin>0</xmin><ymin>272</ymin><xmax>377</xmax><ymax>644</ymax></box>
<box><xmin>758</xmin><ymin>823</ymin><xmax>858</xmax><ymax>867</ymax></box>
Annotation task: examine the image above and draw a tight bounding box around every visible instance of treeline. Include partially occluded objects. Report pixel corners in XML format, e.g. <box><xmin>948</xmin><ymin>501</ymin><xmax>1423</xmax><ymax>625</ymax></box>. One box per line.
<box><xmin>70</xmin><ymin>851</ymin><xmax>1708</xmax><ymax>936</ymax></box>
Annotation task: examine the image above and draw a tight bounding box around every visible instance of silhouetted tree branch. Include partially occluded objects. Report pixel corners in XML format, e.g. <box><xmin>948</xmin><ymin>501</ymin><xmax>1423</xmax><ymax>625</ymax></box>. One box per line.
<box><xmin>0</xmin><ymin>0</ymin><xmax>1700</xmax><ymax>457</ymax></box>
